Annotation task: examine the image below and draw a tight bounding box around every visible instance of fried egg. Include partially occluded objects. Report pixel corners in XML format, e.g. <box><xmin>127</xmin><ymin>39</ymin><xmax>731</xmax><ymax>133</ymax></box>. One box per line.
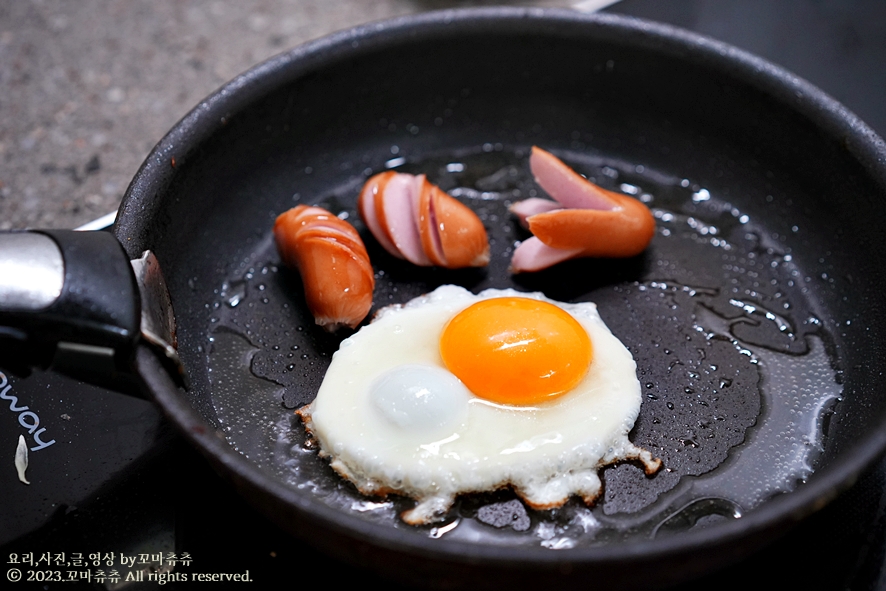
<box><xmin>298</xmin><ymin>285</ymin><xmax>660</xmax><ymax>524</ymax></box>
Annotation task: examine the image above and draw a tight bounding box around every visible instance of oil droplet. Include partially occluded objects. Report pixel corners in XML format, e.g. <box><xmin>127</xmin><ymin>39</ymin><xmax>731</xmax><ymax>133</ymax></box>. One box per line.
<box><xmin>223</xmin><ymin>280</ymin><xmax>247</xmax><ymax>308</ymax></box>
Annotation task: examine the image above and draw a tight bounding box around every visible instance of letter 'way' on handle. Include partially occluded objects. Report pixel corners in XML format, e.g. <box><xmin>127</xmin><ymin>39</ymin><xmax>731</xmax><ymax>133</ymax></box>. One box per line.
<box><xmin>0</xmin><ymin>233</ymin><xmax>64</xmax><ymax>311</ymax></box>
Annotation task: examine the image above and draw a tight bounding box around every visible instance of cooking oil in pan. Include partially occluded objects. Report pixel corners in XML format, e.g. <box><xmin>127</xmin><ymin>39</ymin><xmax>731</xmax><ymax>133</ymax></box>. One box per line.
<box><xmin>206</xmin><ymin>148</ymin><xmax>842</xmax><ymax>547</ymax></box>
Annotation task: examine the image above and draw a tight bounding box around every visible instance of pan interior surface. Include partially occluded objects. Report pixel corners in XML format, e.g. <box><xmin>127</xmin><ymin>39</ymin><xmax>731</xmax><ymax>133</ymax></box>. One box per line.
<box><xmin>118</xmin><ymin>8</ymin><xmax>886</xmax><ymax>581</ymax></box>
<box><xmin>203</xmin><ymin>146</ymin><xmax>838</xmax><ymax>546</ymax></box>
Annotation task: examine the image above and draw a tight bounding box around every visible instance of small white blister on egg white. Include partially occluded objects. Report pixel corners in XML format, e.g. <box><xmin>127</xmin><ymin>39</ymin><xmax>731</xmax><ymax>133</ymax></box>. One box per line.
<box><xmin>369</xmin><ymin>365</ymin><xmax>471</xmax><ymax>432</ymax></box>
<box><xmin>298</xmin><ymin>285</ymin><xmax>660</xmax><ymax>525</ymax></box>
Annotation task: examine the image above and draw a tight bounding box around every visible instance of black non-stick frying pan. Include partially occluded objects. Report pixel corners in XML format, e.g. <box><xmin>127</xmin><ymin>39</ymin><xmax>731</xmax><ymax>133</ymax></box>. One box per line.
<box><xmin>4</xmin><ymin>8</ymin><xmax>886</xmax><ymax>590</ymax></box>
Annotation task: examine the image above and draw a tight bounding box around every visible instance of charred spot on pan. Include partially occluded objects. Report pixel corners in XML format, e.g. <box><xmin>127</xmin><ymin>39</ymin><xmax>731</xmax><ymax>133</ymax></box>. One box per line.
<box><xmin>475</xmin><ymin>498</ymin><xmax>532</xmax><ymax>532</ymax></box>
<box><xmin>451</xmin><ymin>490</ymin><xmax>605</xmax><ymax>535</ymax></box>
<box><xmin>281</xmin><ymin>389</ymin><xmax>302</xmax><ymax>410</ymax></box>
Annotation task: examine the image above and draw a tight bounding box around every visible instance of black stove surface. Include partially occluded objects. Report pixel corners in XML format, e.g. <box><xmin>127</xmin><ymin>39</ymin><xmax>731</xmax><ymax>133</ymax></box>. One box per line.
<box><xmin>4</xmin><ymin>1</ymin><xmax>886</xmax><ymax>589</ymax></box>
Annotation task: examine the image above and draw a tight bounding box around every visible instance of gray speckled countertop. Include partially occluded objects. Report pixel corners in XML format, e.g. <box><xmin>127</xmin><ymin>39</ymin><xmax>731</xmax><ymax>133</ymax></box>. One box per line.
<box><xmin>0</xmin><ymin>0</ymin><xmax>584</xmax><ymax>230</ymax></box>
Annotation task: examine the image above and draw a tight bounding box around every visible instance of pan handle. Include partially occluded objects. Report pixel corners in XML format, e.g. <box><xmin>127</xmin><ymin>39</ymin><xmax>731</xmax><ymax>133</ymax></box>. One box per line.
<box><xmin>0</xmin><ymin>230</ymin><xmax>152</xmax><ymax>394</ymax></box>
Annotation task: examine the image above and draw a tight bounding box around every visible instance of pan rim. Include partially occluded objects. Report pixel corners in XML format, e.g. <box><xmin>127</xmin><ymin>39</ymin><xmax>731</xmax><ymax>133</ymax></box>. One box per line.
<box><xmin>120</xmin><ymin>4</ymin><xmax>886</xmax><ymax>576</ymax></box>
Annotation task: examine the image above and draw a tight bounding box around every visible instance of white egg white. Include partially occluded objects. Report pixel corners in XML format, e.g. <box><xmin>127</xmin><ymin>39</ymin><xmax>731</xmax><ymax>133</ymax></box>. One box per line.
<box><xmin>298</xmin><ymin>285</ymin><xmax>661</xmax><ymax>524</ymax></box>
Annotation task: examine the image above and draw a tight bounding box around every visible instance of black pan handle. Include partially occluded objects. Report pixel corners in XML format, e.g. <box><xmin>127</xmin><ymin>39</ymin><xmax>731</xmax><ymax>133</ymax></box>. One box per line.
<box><xmin>0</xmin><ymin>230</ymin><xmax>144</xmax><ymax>392</ymax></box>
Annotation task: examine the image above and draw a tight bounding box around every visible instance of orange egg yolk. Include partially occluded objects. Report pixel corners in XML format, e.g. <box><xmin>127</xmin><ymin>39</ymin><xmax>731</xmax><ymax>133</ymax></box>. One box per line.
<box><xmin>439</xmin><ymin>297</ymin><xmax>592</xmax><ymax>405</ymax></box>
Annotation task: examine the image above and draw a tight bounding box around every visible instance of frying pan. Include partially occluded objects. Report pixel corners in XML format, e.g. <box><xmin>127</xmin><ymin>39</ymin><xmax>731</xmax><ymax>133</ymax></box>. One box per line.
<box><xmin>4</xmin><ymin>7</ymin><xmax>886</xmax><ymax>589</ymax></box>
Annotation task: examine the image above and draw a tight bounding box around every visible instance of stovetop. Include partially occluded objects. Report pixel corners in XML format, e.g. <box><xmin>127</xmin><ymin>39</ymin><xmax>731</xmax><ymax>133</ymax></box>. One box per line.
<box><xmin>3</xmin><ymin>1</ymin><xmax>885</xmax><ymax>589</ymax></box>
